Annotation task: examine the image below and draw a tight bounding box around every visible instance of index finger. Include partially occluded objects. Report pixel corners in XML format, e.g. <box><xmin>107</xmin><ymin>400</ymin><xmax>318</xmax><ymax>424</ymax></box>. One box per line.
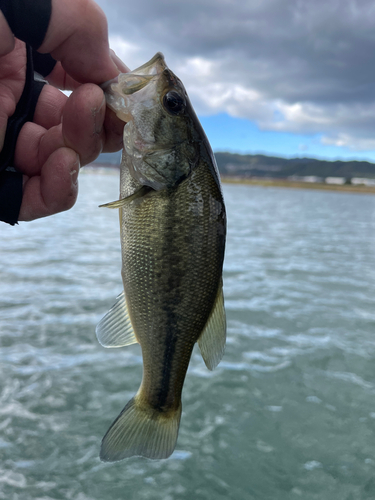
<box><xmin>45</xmin><ymin>50</ymin><xmax>129</xmax><ymax>91</ymax></box>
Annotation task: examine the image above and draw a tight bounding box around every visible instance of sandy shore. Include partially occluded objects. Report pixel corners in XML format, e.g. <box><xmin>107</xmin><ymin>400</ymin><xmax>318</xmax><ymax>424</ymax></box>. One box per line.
<box><xmin>85</xmin><ymin>165</ymin><xmax>375</xmax><ymax>195</ymax></box>
<box><xmin>221</xmin><ymin>176</ymin><xmax>375</xmax><ymax>194</ymax></box>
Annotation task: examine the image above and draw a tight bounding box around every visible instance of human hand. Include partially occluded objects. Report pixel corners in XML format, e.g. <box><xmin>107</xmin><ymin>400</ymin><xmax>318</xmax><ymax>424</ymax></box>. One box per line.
<box><xmin>0</xmin><ymin>0</ymin><xmax>129</xmax><ymax>222</ymax></box>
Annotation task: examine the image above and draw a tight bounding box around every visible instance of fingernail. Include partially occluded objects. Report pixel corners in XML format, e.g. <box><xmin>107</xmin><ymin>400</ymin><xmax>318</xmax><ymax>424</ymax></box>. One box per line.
<box><xmin>93</xmin><ymin>94</ymin><xmax>106</xmax><ymax>135</ymax></box>
<box><xmin>71</xmin><ymin>154</ymin><xmax>80</xmax><ymax>185</ymax></box>
<box><xmin>110</xmin><ymin>50</ymin><xmax>130</xmax><ymax>73</ymax></box>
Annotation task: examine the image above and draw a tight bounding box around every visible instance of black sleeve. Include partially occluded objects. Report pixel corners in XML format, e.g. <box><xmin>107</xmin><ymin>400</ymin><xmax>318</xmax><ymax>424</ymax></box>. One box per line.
<box><xmin>0</xmin><ymin>0</ymin><xmax>52</xmax><ymax>49</ymax></box>
<box><xmin>1</xmin><ymin>0</ymin><xmax>57</xmax><ymax>76</ymax></box>
<box><xmin>32</xmin><ymin>49</ymin><xmax>57</xmax><ymax>77</ymax></box>
<box><xmin>0</xmin><ymin>46</ymin><xmax>47</xmax><ymax>225</ymax></box>
<box><xmin>0</xmin><ymin>0</ymin><xmax>55</xmax><ymax>225</ymax></box>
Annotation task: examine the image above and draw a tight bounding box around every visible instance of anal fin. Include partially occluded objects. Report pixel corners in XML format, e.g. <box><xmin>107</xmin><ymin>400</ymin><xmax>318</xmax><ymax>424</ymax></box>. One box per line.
<box><xmin>96</xmin><ymin>291</ymin><xmax>138</xmax><ymax>348</ymax></box>
<box><xmin>197</xmin><ymin>282</ymin><xmax>226</xmax><ymax>370</ymax></box>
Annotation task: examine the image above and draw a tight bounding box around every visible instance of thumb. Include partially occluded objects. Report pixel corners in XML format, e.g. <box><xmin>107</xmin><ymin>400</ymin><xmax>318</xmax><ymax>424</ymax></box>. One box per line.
<box><xmin>38</xmin><ymin>0</ymin><xmax>118</xmax><ymax>84</ymax></box>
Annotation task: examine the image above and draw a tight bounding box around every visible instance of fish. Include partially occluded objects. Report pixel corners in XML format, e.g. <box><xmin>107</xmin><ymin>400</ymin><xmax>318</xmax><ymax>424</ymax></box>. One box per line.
<box><xmin>96</xmin><ymin>53</ymin><xmax>226</xmax><ymax>461</ymax></box>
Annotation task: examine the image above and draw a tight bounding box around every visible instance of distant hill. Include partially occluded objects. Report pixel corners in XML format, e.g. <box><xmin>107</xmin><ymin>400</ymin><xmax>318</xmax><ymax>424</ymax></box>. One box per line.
<box><xmin>214</xmin><ymin>152</ymin><xmax>375</xmax><ymax>179</ymax></box>
<box><xmin>94</xmin><ymin>151</ymin><xmax>375</xmax><ymax>179</ymax></box>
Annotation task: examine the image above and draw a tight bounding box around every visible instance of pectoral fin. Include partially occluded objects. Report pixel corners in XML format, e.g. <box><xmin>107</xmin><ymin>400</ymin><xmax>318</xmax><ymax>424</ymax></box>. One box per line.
<box><xmin>197</xmin><ymin>282</ymin><xmax>226</xmax><ymax>370</ymax></box>
<box><xmin>99</xmin><ymin>186</ymin><xmax>152</xmax><ymax>209</ymax></box>
<box><xmin>96</xmin><ymin>291</ymin><xmax>138</xmax><ymax>348</ymax></box>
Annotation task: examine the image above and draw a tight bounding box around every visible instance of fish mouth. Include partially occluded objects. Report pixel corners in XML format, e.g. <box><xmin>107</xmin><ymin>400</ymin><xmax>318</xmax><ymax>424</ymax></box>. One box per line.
<box><xmin>101</xmin><ymin>74</ymin><xmax>153</xmax><ymax>95</ymax></box>
<box><xmin>101</xmin><ymin>53</ymin><xmax>167</xmax><ymax>93</ymax></box>
<box><xmin>101</xmin><ymin>73</ymin><xmax>155</xmax><ymax>120</ymax></box>
<box><xmin>101</xmin><ymin>53</ymin><xmax>169</xmax><ymax>122</ymax></box>
<box><xmin>131</xmin><ymin>52</ymin><xmax>167</xmax><ymax>76</ymax></box>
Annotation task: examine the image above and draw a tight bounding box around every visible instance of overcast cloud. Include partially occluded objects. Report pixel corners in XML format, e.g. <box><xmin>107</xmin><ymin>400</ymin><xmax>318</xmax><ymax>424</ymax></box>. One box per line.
<box><xmin>96</xmin><ymin>0</ymin><xmax>375</xmax><ymax>152</ymax></box>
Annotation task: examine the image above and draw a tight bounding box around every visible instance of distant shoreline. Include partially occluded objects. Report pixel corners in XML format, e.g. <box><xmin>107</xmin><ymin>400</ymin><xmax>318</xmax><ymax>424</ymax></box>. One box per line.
<box><xmin>221</xmin><ymin>176</ymin><xmax>375</xmax><ymax>194</ymax></box>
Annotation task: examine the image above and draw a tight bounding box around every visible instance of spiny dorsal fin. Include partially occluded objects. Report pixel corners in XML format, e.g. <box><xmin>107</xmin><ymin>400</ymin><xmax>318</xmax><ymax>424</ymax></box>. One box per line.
<box><xmin>96</xmin><ymin>291</ymin><xmax>138</xmax><ymax>348</ymax></box>
<box><xmin>197</xmin><ymin>282</ymin><xmax>226</xmax><ymax>370</ymax></box>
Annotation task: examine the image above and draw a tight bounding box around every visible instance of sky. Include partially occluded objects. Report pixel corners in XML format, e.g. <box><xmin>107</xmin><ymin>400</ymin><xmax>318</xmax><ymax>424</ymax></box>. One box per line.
<box><xmin>96</xmin><ymin>0</ymin><xmax>375</xmax><ymax>161</ymax></box>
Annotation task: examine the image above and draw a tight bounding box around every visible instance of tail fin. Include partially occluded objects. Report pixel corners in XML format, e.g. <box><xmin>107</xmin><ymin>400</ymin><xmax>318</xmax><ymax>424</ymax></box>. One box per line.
<box><xmin>100</xmin><ymin>397</ymin><xmax>182</xmax><ymax>461</ymax></box>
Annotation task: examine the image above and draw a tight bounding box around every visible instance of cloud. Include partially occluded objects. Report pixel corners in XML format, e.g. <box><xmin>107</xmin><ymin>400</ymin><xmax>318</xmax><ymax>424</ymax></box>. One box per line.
<box><xmin>321</xmin><ymin>134</ymin><xmax>375</xmax><ymax>151</ymax></box>
<box><xmin>97</xmin><ymin>0</ymin><xmax>375</xmax><ymax>151</ymax></box>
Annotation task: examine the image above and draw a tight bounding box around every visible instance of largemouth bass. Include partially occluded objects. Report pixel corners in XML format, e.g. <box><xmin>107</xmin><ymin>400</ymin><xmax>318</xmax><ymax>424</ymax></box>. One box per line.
<box><xmin>97</xmin><ymin>53</ymin><xmax>226</xmax><ymax>461</ymax></box>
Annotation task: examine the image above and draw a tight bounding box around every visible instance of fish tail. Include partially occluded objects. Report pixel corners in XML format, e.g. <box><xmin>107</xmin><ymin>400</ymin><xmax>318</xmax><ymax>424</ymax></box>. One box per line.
<box><xmin>100</xmin><ymin>396</ymin><xmax>182</xmax><ymax>461</ymax></box>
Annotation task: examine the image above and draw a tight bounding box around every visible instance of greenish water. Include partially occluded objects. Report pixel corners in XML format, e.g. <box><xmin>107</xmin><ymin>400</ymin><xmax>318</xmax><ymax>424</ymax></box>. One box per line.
<box><xmin>1</xmin><ymin>172</ymin><xmax>375</xmax><ymax>500</ymax></box>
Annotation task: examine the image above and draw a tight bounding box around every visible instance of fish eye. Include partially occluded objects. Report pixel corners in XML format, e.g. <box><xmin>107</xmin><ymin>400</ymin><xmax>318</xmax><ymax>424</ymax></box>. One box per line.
<box><xmin>163</xmin><ymin>91</ymin><xmax>185</xmax><ymax>115</ymax></box>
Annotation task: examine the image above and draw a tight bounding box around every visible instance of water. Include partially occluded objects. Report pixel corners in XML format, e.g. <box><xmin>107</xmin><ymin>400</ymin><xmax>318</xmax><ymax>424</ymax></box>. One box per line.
<box><xmin>1</xmin><ymin>172</ymin><xmax>375</xmax><ymax>500</ymax></box>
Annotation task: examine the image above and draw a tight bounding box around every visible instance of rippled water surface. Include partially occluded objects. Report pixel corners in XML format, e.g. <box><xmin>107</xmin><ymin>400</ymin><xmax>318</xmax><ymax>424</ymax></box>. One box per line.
<box><xmin>1</xmin><ymin>172</ymin><xmax>375</xmax><ymax>500</ymax></box>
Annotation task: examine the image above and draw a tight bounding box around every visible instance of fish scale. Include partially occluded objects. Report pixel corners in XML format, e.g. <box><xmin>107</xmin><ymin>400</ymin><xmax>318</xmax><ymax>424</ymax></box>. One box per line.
<box><xmin>121</xmin><ymin>165</ymin><xmax>224</xmax><ymax>410</ymax></box>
